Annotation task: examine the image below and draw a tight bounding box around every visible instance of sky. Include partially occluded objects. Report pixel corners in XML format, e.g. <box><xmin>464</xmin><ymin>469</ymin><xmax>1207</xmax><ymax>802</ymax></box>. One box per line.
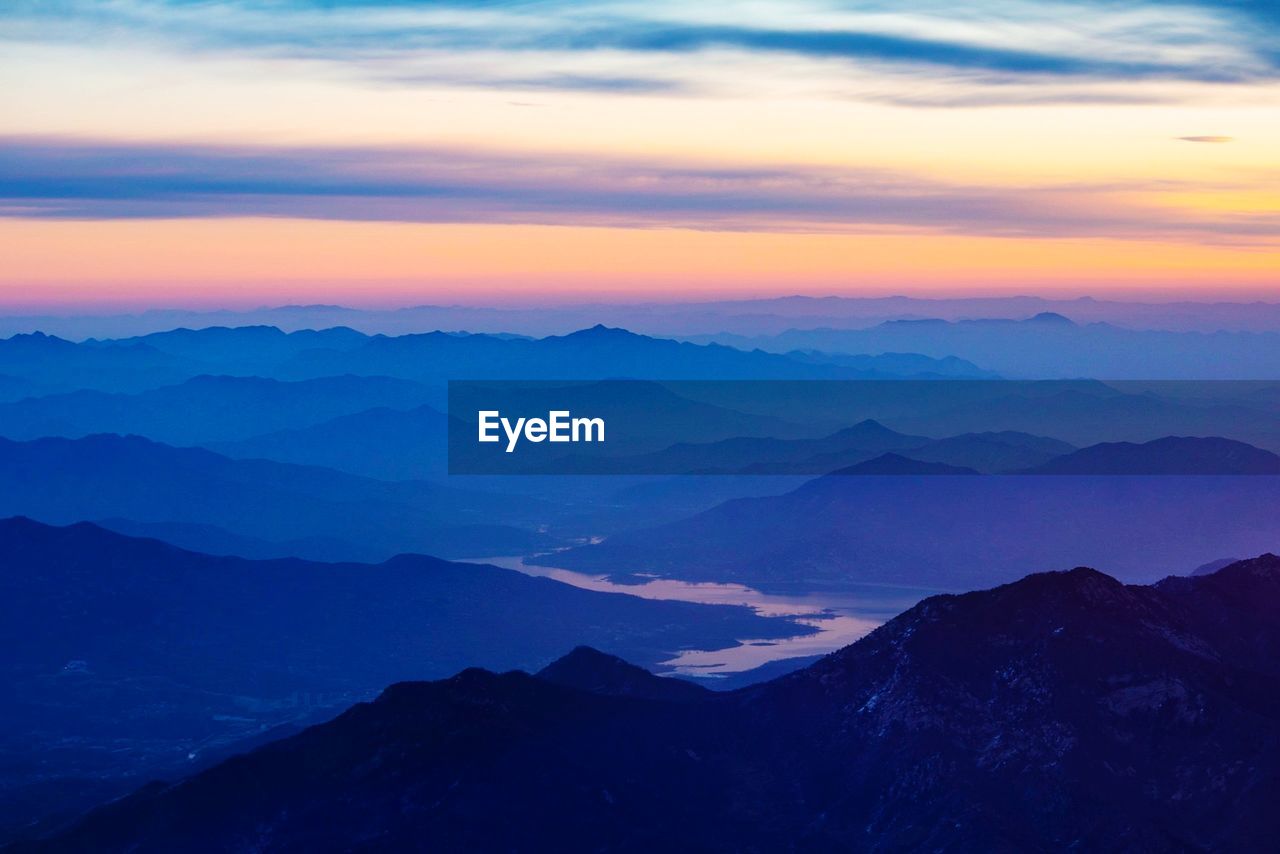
<box><xmin>0</xmin><ymin>0</ymin><xmax>1278</xmax><ymax>309</ymax></box>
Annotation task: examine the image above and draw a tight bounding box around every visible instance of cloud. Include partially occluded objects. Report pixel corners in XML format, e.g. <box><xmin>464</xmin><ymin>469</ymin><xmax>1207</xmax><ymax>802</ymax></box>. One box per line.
<box><xmin>545</xmin><ymin>24</ymin><xmax>1257</xmax><ymax>83</ymax></box>
<box><xmin>0</xmin><ymin>136</ymin><xmax>1275</xmax><ymax>244</ymax></box>
<box><xmin>1</xmin><ymin>0</ymin><xmax>1276</xmax><ymax>104</ymax></box>
<box><xmin>1177</xmin><ymin>135</ymin><xmax>1235</xmax><ymax>143</ymax></box>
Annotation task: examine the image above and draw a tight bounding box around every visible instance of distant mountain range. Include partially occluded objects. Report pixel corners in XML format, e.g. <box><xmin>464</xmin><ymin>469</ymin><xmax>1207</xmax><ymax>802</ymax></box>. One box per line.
<box><xmin>692</xmin><ymin>315</ymin><xmax>1280</xmax><ymax>379</ymax></box>
<box><xmin>22</xmin><ymin>555</ymin><xmax>1280</xmax><ymax>852</ymax></box>
<box><xmin>0</xmin><ymin>325</ymin><xmax>996</xmax><ymax>400</ymax></box>
<box><xmin>1021</xmin><ymin>436</ymin><xmax>1280</xmax><ymax>475</ymax></box>
<box><xmin>0</xmin><ymin>517</ymin><xmax>801</xmax><ymax>842</ymax></box>
<box><xmin>543</xmin><ymin>440</ymin><xmax>1280</xmax><ymax>588</ymax></box>
<box><xmin>0</xmin><ymin>434</ymin><xmax>555</xmax><ymax>561</ymax></box>
<box><xmin>0</xmin><ymin>375</ymin><xmax>438</xmax><ymax>445</ymax></box>
<box><xmin>5</xmin><ymin>296</ymin><xmax>1280</xmax><ymax>339</ymax></box>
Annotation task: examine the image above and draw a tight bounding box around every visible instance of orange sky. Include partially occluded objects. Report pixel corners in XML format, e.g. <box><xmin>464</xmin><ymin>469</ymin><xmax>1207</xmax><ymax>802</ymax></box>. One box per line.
<box><xmin>0</xmin><ymin>0</ymin><xmax>1277</xmax><ymax>307</ymax></box>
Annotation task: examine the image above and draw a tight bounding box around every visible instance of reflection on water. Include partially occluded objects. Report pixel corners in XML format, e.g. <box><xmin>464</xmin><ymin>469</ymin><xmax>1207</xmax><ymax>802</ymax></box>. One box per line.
<box><xmin>463</xmin><ymin>555</ymin><xmax>935</xmax><ymax>680</ymax></box>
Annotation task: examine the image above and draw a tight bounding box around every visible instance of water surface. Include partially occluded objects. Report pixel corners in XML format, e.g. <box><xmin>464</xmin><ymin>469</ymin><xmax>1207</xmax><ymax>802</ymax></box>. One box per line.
<box><xmin>464</xmin><ymin>555</ymin><xmax>937</xmax><ymax>680</ymax></box>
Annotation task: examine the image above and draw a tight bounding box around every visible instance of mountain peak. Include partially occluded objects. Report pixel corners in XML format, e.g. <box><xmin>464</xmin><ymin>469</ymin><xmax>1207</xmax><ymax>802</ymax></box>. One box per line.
<box><xmin>829</xmin><ymin>453</ymin><xmax>979</xmax><ymax>476</ymax></box>
<box><xmin>1026</xmin><ymin>311</ymin><xmax>1075</xmax><ymax>324</ymax></box>
<box><xmin>560</xmin><ymin>324</ymin><xmax>642</xmax><ymax>340</ymax></box>
<box><xmin>537</xmin><ymin>646</ymin><xmax>708</xmax><ymax>702</ymax></box>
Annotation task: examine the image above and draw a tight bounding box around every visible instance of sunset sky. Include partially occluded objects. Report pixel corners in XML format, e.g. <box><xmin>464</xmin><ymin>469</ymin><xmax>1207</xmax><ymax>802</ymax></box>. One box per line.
<box><xmin>1</xmin><ymin>0</ymin><xmax>1277</xmax><ymax>308</ymax></box>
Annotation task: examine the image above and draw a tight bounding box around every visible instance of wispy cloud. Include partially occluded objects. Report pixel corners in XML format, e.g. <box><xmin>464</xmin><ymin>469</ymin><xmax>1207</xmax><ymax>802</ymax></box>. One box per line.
<box><xmin>1</xmin><ymin>136</ymin><xmax>1274</xmax><ymax>243</ymax></box>
<box><xmin>1</xmin><ymin>0</ymin><xmax>1277</xmax><ymax>103</ymax></box>
<box><xmin>1177</xmin><ymin>135</ymin><xmax>1235</xmax><ymax>143</ymax></box>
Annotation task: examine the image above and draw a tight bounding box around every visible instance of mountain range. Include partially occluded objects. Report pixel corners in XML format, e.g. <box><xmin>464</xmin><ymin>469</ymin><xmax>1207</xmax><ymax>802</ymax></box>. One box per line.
<box><xmin>6</xmin><ymin>296</ymin><xmax>1280</xmax><ymax>339</ymax></box>
<box><xmin>0</xmin><ymin>434</ymin><xmax>554</xmax><ymax>561</ymax></box>
<box><xmin>0</xmin><ymin>375</ymin><xmax>438</xmax><ymax>445</ymax></box>
<box><xmin>543</xmin><ymin>440</ymin><xmax>1280</xmax><ymax>588</ymax></box>
<box><xmin>692</xmin><ymin>315</ymin><xmax>1280</xmax><ymax>379</ymax></box>
<box><xmin>0</xmin><ymin>517</ymin><xmax>803</xmax><ymax>842</ymax></box>
<box><xmin>19</xmin><ymin>554</ymin><xmax>1280</xmax><ymax>852</ymax></box>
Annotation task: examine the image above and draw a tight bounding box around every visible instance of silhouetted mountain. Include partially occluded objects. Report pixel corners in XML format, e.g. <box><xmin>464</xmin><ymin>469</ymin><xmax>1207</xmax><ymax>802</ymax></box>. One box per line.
<box><xmin>274</xmin><ymin>325</ymin><xmax>978</xmax><ymax>383</ymax></box>
<box><xmin>694</xmin><ymin>316</ymin><xmax>1280</xmax><ymax>379</ymax></box>
<box><xmin>0</xmin><ymin>518</ymin><xmax>802</xmax><ymax>842</ymax></box>
<box><xmin>566</xmin><ymin>418</ymin><xmax>925</xmax><ymax>475</ymax></box>
<box><xmin>0</xmin><ymin>434</ymin><xmax>554</xmax><ymax>560</ymax></box>
<box><xmin>1191</xmin><ymin>557</ymin><xmax>1238</xmax><ymax>576</ymax></box>
<box><xmin>1023</xmin><ymin>436</ymin><xmax>1280</xmax><ymax>475</ymax></box>
<box><xmin>9</xmin><ymin>296</ymin><xmax>1280</xmax><ymax>340</ymax></box>
<box><xmin>829</xmin><ymin>453</ymin><xmax>978</xmax><ymax>475</ymax></box>
<box><xmin>0</xmin><ymin>375</ymin><xmax>436</xmax><ymax>445</ymax></box>
<box><xmin>536</xmin><ymin>647</ymin><xmax>708</xmax><ymax>702</ymax></box>
<box><xmin>99</xmin><ymin>325</ymin><xmax>368</xmax><ymax>372</ymax></box>
<box><xmin>778</xmin><ymin>349</ymin><xmax>997</xmax><ymax>378</ymax></box>
<box><xmin>209</xmin><ymin>403</ymin><xmax>449</xmax><ymax>479</ymax></box>
<box><xmin>26</xmin><ymin>556</ymin><xmax>1280</xmax><ymax>852</ymax></box>
<box><xmin>543</xmin><ymin>470</ymin><xmax>1280</xmax><ymax>589</ymax></box>
<box><xmin>0</xmin><ymin>333</ymin><xmax>196</xmax><ymax>394</ymax></box>
<box><xmin>577</xmin><ymin>424</ymin><xmax>1076</xmax><ymax>475</ymax></box>
<box><xmin>905</xmin><ymin>430</ymin><xmax>1076</xmax><ymax>472</ymax></box>
<box><xmin>91</xmin><ymin>517</ymin><xmax>356</xmax><ymax>563</ymax></box>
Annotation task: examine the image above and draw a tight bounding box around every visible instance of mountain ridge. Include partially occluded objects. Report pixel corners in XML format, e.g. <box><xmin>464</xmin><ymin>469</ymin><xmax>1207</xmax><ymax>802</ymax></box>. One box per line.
<box><xmin>20</xmin><ymin>554</ymin><xmax>1280</xmax><ymax>852</ymax></box>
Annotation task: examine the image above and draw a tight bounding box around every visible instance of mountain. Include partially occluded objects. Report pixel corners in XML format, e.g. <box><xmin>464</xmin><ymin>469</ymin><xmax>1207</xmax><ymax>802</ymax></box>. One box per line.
<box><xmin>692</xmin><ymin>316</ymin><xmax>1280</xmax><ymax>379</ymax></box>
<box><xmin>24</xmin><ymin>556</ymin><xmax>1280</xmax><ymax>852</ymax></box>
<box><xmin>273</xmin><ymin>325</ymin><xmax>985</xmax><ymax>384</ymax></box>
<box><xmin>0</xmin><ymin>333</ymin><xmax>196</xmax><ymax>395</ymax></box>
<box><xmin>535</xmin><ymin>646</ymin><xmax>709</xmax><ymax>703</ymax></box>
<box><xmin>208</xmin><ymin>403</ymin><xmax>450</xmax><ymax>480</ymax></box>
<box><xmin>1023</xmin><ymin>436</ymin><xmax>1280</xmax><ymax>475</ymax></box>
<box><xmin>536</xmin><ymin>420</ymin><xmax>1075</xmax><ymax>476</ymax></box>
<box><xmin>777</xmin><ymin>349</ymin><xmax>997</xmax><ymax>378</ymax></box>
<box><xmin>1191</xmin><ymin>557</ymin><xmax>1238</xmax><ymax>576</ymax></box>
<box><xmin>561</xmin><ymin>419</ymin><xmax>927</xmax><ymax>475</ymax></box>
<box><xmin>541</xmin><ymin>468</ymin><xmax>1280</xmax><ymax>589</ymax></box>
<box><xmin>0</xmin><ymin>518</ymin><xmax>804</xmax><ymax>842</ymax></box>
<box><xmin>828</xmin><ymin>453</ymin><xmax>978</xmax><ymax>475</ymax></box>
<box><xmin>94</xmin><ymin>325</ymin><xmax>369</xmax><ymax>372</ymax></box>
<box><xmin>9</xmin><ymin>297</ymin><xmax>1280</xmax><ymax>340</ymax></box>
<box><xmin>904</xmin><ymin>430</ymin><xmax>1077</xmax><ymax>472</ymax></box>
<box><xmin>0</xmin><ymin>375</ymin><xmax>437</xmax><ymax>446</ymax></box>
<box><xmin>0</xmin><ymin>433</ymin><xmax>556</xmax><ymax>561</ymax></box>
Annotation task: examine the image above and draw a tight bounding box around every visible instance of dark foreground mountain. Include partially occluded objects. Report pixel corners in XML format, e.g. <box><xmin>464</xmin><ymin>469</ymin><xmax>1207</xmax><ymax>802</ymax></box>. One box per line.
<box><xmin>0</xmin><ymin>518</ymin><xmax>802</xmax><ymax>842</ymax></box>
<box><xmin>21</xmin><ymin>556</ymin><xmax>1280</xmax><ymax>853</ymax></box>
<box><xmin>543</xmin><ymin>468</ymin><xmax>1280</xmax><ymax>588</ymax></box>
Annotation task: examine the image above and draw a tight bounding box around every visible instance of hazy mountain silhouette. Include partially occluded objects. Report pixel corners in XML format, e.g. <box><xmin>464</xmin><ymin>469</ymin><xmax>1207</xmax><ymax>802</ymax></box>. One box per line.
<box><xmin>100</xmin><ymin>325</ymin><xmax>368</xmax><ymax>372</ymax></box>
<box><xmin>0</xmin><ymin>518</ymin><xmax>803</xmax><ymax>842</ymax></box>
<box><xmin>904</xmin><ymin>430</ymin><xmax>1076</xmax><ymax>472</ymax></box>
<box><xmin>10</xmin><ymin>297</ymin><xmax>1280</xmax><ymax>340</ymax></box>
<box><xmin>24</xmin><ymin>556</ymin><xmax>1280</xmax><ymax>852</ymax></box>
<box><xmin>209</xmin><ymin>403</ymin><xmax>450</xmax><ymax>480</ymax></box>
<box><xmin>828</xmin><ymin>453</ymin><xmax>979</xmax><ymax>475</ymax></box>
<box><xmin>1022</xmin><ymin>436</ymin><xmax>1280</xmax><ymax>474</ymax></box>
<box><xmin>696</xmin><ymin>316</ymin><xmax>1280</xmax><ymax>379</ymax></box>
<box><xmin>0</xmin><ymin>332</ymin><xmax>196</xmax><ymax>395</ymax></box>
<box><xmin>274</xmin><ymin>325</ymin><xmax>989</xmax><ymax>384</ymax></box>
<box><xmin>0</xmin><ymin>434</ymin><xmax>554</xmax><ymax>560</ymax></box>
<box><xmin>543</xmin><ymin>468</ymin><xmax>1280</xmax><ymax>588</ymax></box>
<box><xmin>1191</xmin><ymin>557</ymin><xmax>1238</xmax><ymax>576</ymax></box>
<box><xmin>0</xmin><ymin>375</ymin><xmax>437</xmax><ymax>445</ymax></box>
<box><xmin>543</xmin><ymin>420</ymin><xmax>1078</xmax><ymax>475</ymax></box>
